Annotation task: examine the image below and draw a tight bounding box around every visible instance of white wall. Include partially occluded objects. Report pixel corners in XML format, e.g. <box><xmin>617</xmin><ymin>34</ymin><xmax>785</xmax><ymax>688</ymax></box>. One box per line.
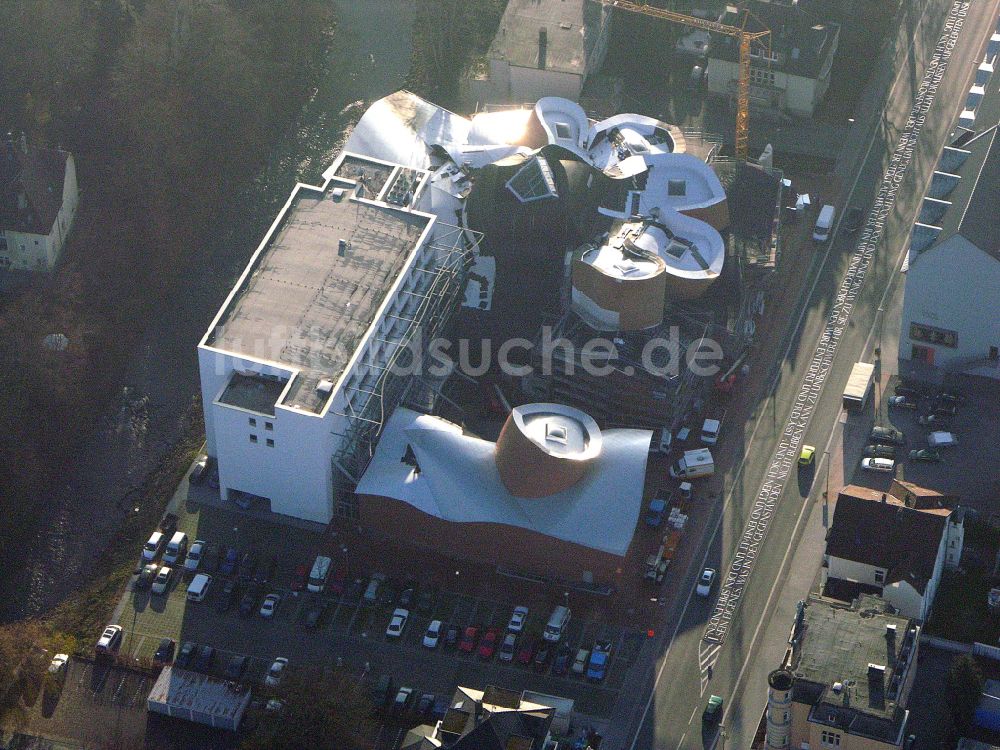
<box><xmin>883</xmin><ymin>580</ymin><xmax>926</xmax><ymax>621</ymax></box>
<box><xmin>509</xmin><ymin>65</ymin><xmax>584</xmax><ymax>104</ymax></box>
<box><xmin>706</xmin><ymin>61</ymin><xmax>827</xmax><ymax>117</ymax></box>
<box><xmin>827</xmin><ymin>556</ymin><xmax>887</xmax><ymax>588</ymax></box>
<box><xmin>900</xmin><ymin>235</ymin><xmax>1000</xmax><ymax>374</ymax></box>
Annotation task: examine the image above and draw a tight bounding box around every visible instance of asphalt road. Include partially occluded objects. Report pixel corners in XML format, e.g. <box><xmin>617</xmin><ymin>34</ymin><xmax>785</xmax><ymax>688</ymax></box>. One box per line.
<box><xmin>608</xmin><ymin>1</ymin><xmax>1000</xmax><ymax>748</ymax></box>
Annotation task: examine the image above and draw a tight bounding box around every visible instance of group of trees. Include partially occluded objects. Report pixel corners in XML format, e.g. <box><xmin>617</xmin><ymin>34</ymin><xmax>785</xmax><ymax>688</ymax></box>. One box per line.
<box><xmin>0</xmin><ymin>0</ymin><xmax>333</xmax><ymax>596</ymax></box>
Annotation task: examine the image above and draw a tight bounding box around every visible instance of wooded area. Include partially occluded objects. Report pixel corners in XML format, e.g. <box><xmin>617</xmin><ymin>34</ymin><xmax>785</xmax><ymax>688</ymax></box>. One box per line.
<box><xmin>0</xmin><ymin>0</ymin><xmax>334</xmax><ymax>589</ymax></box>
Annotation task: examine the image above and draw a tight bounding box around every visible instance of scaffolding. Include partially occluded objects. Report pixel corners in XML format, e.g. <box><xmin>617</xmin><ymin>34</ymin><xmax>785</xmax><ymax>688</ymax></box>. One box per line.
<box><xmin>330</xmin><ymin>222</ymin><xmax>482</xmax><ymax>517</ymax></box>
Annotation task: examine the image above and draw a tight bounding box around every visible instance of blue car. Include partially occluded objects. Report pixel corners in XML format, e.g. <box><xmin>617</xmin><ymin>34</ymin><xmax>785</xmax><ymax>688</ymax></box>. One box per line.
<box><xmin>220</xmin><ymin>546</ymin><xmax>238</xmax><ymax>576</ymax></box>
<box><xmin>586</xmin><ymin>642</ymin><xmax>611</xmax><ymax>682</ymax></box>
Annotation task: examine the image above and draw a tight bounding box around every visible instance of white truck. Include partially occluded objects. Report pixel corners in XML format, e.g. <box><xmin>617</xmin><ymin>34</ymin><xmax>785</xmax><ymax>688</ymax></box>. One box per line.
<box><xmin>669</xmin><ymin>448</ymin><xmax>715</xmax><ymax>480</ymax></box>
<box><xmin>701</xmin><ymin>418</ymin><xmax>721</xmax><ymax>445</ymax></box>
<box><xmin>843</xmin><ymin>361</ymin><xmax>875</xmax><ymax>411</ymax></box>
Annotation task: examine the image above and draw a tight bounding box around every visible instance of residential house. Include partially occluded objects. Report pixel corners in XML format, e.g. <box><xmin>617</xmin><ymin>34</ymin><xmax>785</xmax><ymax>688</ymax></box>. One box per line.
<box><xmin>0</xmin><ymin>133</ymin><xmax>79</xmax><ymax>272</ymax></box>
<box><xmin>824</xmin><ymin>481</ymin><xmax>963</xmax><ymax>621</ymax></box>
<box><xmin>765</xmin><ymin>595</ymin><xmax>920</xmax><ymax>750</ymax></box>
<box><xmin>899</xmin><ymin>30</ymin><xmax>1000</xmax><ymax>381</ymax></box>
<box><xmin>707</xmin><ymin>0</ymin><xmax>840</xmax><ymax>118</ymax></box>
<box><xmin>400</xmin><ymin>684</ymin><xmax>555</xmax><ymax>749</ymax></box>
<box><xmin>466</xmin><ymin>0</ymin><xmax>611</xmax><ymax>106</ymax></box>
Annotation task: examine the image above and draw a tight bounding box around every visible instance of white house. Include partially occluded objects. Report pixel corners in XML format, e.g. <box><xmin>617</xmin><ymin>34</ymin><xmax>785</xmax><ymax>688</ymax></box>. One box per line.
<box><xmin>706</xmin><ymin>0</ymin><xmax>840</xmax><ymax>118</ymax></box>
<box><xmin>824</xmin><ymin>481</ymin><xmax>963</xmax><ymax>622</ymax></box>
<box><xmin>899</xmin><ymin>44</ymin><xmax>1000</xmax><ymax>381</ymax></box>
<box><xmin>0</xmin><ymin>134</ymin><xmax>79</xmax><ymax>271</ymax></box>
<box><xmin>466</xmin><ymin>0</ymin><xmax>611</xmax><ymax>106</ymax></box>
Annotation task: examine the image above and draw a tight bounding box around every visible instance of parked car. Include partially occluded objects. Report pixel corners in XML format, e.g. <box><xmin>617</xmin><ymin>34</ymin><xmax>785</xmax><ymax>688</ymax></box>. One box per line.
<box><xmin>423</xmin><ymin>620</ymin><xmax>442</xmax><ymax>649</ymax></box>
<box><xmin>239</xmin><ymin>590</ymin><xmax>258</xmax><ymax>617</ymax></box>
<box><xmin>445</xmin><ymin>624</ymin><xmax>460</xmax><ymax>649</ymax></box>
<box><xmin>220</xmin><ymin>546</ymin><xmax>238</xmax><ymax>576</ymax></box>
<box><xmin>909</xmin><ymin>448</ymin><xmax>942</xmax><ymax>463</ymax></box>
<box><xmin>703</xmin><ymin>694</ymin><xmax>723</xmax><ymax>723</ymax></box>
<box><xmin>863</xmin><ymin>443</ymin><xmax>897</xmax><ymax>459</ymax></box>
<box><xmin>416</xmin><ymin>692</ymin><xmax>435</xmax><ymax>718</ymax></box>
<box><xmin>533</xmin><ymin>642</ymin><xmax>553</xmax><ymax>672</ymax></box>
<box><xmin>458</xmin><ymin>626</ymin><xmax>479</xmax><ymax>653</ymax></box>
<box><xmin>392</xmin><ymin>687</ymin><xmax>414</xmax><ymax>716</ymax></box>
<box><xmin>264</xmin><ymin>657</ymin><xmax>288</xmax><ymax>688</ymax></box>
<box><xmin>518</xmin><ymin>637</ymin><xmax>537</xmax><ymax>666</ymax></box>
<box><xmin>696</xmin><ymin>568</ymin><xmax>716</xmax><ymax>597</ymax></box>
<box><xmin>224</xmin><ymin>654</ymin><xmax>248</xmax><ymax>680</ymax></box>
<box><xmin>193</xmin><ymin>645</ymin><xmax>215</xmax><ymax>672</ymax></box>
<box><xmin>259</xmin><ymin>593</ymin><xmax>280</xmax><ymax>619</ymax></box>
<box><xmin>190</xmin><ymin>456</ymin><xmax>208</xmax><ymax>484</ymax></box>
<box><xmin>386</xmin><ymin>608</ymin><xmax>409</xmax><ymax>638</ymax></box>
<box><xmin>175</xmin><ymin>641</ymin><xmax>197</xmax><ymax>669</ymax></box>
<box><xmin>136</xmin><ymin>563</ymin><xmax>157</xmax><ymax>591</ymax></box>
<box><xmin>861</xmin><ymin>457</ymin><xmax>895</xmax><ymax>473</ymax></box>
<box><xmin>499</xmin><ymin>633</ymin><xmax>517</xmax><ymax>662</ymax></box>
<box><xmin>888</xmin><ymin>395</ymin><xmax>918</xmax><ymax>409</ymax></box>
<box><xmin>552</xmin><ymin>644</ymin><xmax>572</xmax><ymax>676</ymax></box>
<box><xmin>238</xmin><ymin>552</ymin><xmax>257</xmax><ymax>581</ymax></box>
<box><xmin>153</xmin><ymin>638</ymin><xmax>176</xmax><ymax>666</ymax></box>
<box><xmin>937</xmin><ymin>388</ymin><xmax>967</xmax><ymax>405</ymax></box>
<box><xmin>184</xmin><ymin>540</ymin><xmax>206</xmax><ymax>573</ymax></box>
<box><xmin>843</xmin><ymin>206</ymin><xmax>865</xmax><ymax>233</ymax></box>
<box><xmin>870</xmin><ymin>426</ymin><xmax>906</xmax><ymax>446</ymax></box>
<box><xmin>918</xmin><ymin>414</ymin><xmax>951</xmax><ymax>429</ymax></box>
<box><xmin>217</xmin><ymin>579</ymin><xmax>238</xmax><ymax>613</ymax></box>
<box><xmin>587</xmin><ymin>642</ymin><xmax>611</xmax><ymax>682</ymax></box>
<box><xmin>95</xmin><ymin>625</ymin><xmax>123</xmax><ymax>656</ymax></box>
<box><xmin>507</xmin><ymin>605</ymin><xmax>529</xmax><ymax>633</ymax></box>
<box><xmin>47</xmin><ymin>653</ymin><xmax>69</xmax><ymax>683</ymax></box>
<box><xmin>290</xmin><ymin>564</ymin><xmax>307</xmax><ymax>592</ymax></box>
<box><xmin>151</xmin><ymin>565</ymin><xmax>172</xmax><ymax>595</ymax></box>
<box><xmin>372</xmin><ymin>674</ymin><xmax>393</xmax><ymax>708</ymax></box>
<box><xmin>302</xmin><ymin>598</ymin><xmax>326</xmax><ymax>629</ymax></box>
<box><xmin>572</xmin><ymin>647</ymin><xmax>591</xmax><ymax>676</ymax></box>
<box><xmin>931</xmin><ymin>401</ymin><xmax>957</xmax><ymax>417</ymax></box>
<box><xmin>142</xmin><ymin>532</ymin><xmax>166</xmax><ymax>563</ymax></box>
<box><xmin>478</xmin><ymin>628</ymin><xmax>499</xmax><ymax>660</ymax></box>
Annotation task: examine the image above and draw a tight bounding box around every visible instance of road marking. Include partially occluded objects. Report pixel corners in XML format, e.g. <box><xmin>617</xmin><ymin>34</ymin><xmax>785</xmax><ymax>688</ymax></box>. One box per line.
<box><xmin>688</xmin><ymin>706</ymin><xmax>699</xmax><ymax>726</ymax></box>
<box><xmin>703</xmin><ymin>0</ymin><xmax>971</xmax><ymax>647</ymax></box>
<box><xmin>623</xmin><ymin>0</ymin><xmax>961</xmax><ymax>741</ymax></box>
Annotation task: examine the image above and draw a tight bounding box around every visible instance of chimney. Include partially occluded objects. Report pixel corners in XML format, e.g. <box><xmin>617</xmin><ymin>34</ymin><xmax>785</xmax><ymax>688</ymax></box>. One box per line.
<box><xmin>881</xmin><ymin>493</ymin><xmax>887</xmax><ymax>503</ymax></box>
<box><xmin>885</xmin><ymin>623</ymin><xmax>897</xmax><ymax>640</ymax></box>
<box><xmin>538</xmin><ymin>28</ymin><xmax>548</xmax><ymax>70</ymax></box>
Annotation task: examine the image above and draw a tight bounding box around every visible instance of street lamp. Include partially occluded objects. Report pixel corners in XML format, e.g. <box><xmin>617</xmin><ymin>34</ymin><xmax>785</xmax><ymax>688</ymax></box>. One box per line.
<box><xmin>823</xmin><ymin>449</ymin><xmax>831</xmax><ymax>528</ymax></box>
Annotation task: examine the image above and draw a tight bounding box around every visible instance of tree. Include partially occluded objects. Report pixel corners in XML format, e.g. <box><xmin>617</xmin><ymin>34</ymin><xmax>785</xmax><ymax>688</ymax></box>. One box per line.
<box><xmin>946</xmin><ymin>653</ymin><xmax>984</xmax><ymax>733</ymax></box>
<box><xmin>241</xmin><ymin>670</ymin><xmax>377</xmax><ymax>750</ymax></box>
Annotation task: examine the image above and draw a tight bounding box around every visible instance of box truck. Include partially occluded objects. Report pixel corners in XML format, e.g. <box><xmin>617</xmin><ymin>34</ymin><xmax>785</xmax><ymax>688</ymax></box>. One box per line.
<box><xmin>843</xmin><ymin>361</ymin><xmax>875</xmax><ymax>410</ymax></box>
<box><xmin>669</xmin><ymin>448</ymin><xmax>715</xmax><ymax>479</ymax></box>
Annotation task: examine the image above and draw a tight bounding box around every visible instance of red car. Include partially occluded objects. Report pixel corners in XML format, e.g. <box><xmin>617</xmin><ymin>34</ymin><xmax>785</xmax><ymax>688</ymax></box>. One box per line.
<box><xmin>328</xmin><ymin>567</ymin><xmax>347</xmax><ymax>596</ymax></box>
<box><xmin>517</xmin><ymin>637</ymin><xmax>536</xmax><ymax>665</ymax></box>
<box><xmin>290</xmin><ymin>564</ymin><xmax>308</xmax><ymax>592</ymax></box>
<box><xmin>477</xmin><ymin>628</ymin><xmax>499</xmax><ymax>660</ymax></box>
<box><xmin>458</xmin><ymin>626</ymin><xmax>479</xmax><ymax>653</ymax></box>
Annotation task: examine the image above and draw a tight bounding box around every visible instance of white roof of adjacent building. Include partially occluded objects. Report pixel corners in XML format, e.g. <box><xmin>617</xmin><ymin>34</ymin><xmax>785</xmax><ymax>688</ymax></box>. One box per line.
<box><xmin>356</xmin><ymin>408</ymin><xmax>652</xmax><ymax>556</ymax></box>
<box><xmin>147</xmin><ymin>666</ymin><xmax>251</xmax><ymax>725</ymax></box>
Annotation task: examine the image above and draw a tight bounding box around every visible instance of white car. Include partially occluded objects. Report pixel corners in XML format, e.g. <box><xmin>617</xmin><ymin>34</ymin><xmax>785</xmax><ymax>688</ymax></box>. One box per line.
<box><xmin>151</xmin><ymin>565</ymin><xmax>172</xmax><ymax>595</ymax></box>
<box><xmin>142</xmin><ymin>531</ymin><xmax>165</xmax><ymax>562</ymax></box>
<box><xmin>861</xmin><ymin>457</ymin><xmax>895</xmax><ymax>473</ymax></box>
<box><xmin>386</xmin><ymin>608</ymin><xmax>409</xmax><ymax>638</ymax></box>
<box><xmin>259</xmin><ymin>593</ymin><xmax>280</xmax><ymax>619</ymax></box>
<box><xmin>95</xmin><ymin>625</ymin><xmax>123</xmax><ymax>655</ymax></box>
<box><xmin>48</xmin><ymin>653</ymin><xmax>69</xmax><ymax>680</ymax></box>
<box><xmin>264</xmin><ymin>657</ymin><xmax>288</xmax><ymax>688</ymax></box>
<box><xmin>696</xmin><ymin>568</ymin><xmax>716</xmax><ymax>597</ymax></box>
<box><xmin>183</xmin><ymin>540</ymin><xmax>206</xmax><ymax>572</ymax></box>
<box><xmin>507</xmin><ymin>605</ymin><xmax>529</xmax><ymax>633</ymax></box>
<box><xmin>423</xmin><ymin>620</ymin><xmax>442</xmax><ymax>648</ymax></box>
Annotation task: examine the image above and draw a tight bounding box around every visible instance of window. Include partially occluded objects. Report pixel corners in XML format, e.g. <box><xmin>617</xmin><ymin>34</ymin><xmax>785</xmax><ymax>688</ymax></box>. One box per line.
<box><xmin>750</xmin><ymin>68</ymin><xmax>776</xmax><ymax>87</ymax></box>
<box><xmin>821</xmin><ymin>731</ymin><xmax>841</xmax><ymax>747</ymax></box>
<box><xmin>265</xmin><ymin>422</ymin><xmax>273</xmax><ymax>431</ymax></box>
<box><xmin>667</xmin><ymin>179</ymin><xmax>687</xmax><ymax>196</ymax></box>
<box><xmin>249</xmin><ymin>417</ymin><xmax>257</xmax><ymax>427</ymax></box>
<box><xmin>555</xmin><ymin>122</ymin><xmax>571</xmax><ymax>139</ymax></box>
<box><xmin>874</xmin><ymin>570</ymin><xmax>885</xmax><ymax>584</ymax></box>
<box><xmin>266</xmin><ymin>438</ymin><xmax>274</xmax><ymax>447</ymax></box>
<box><xmin>910</xmin><ymin>322</ymin><xmax>958</xmax><ymax>348</ymax></box>
<box><xmin>911</xmin><ymin>345</ymin><xmax>934</xmax><ymax>365</ymax></box>
<box><xmin>250</xmin><ymin>434</ymin><xmax>258</xmax><ymax>443</ymax></box>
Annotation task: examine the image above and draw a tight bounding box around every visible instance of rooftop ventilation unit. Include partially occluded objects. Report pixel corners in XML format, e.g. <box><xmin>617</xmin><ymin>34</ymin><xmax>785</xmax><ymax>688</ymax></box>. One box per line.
<box><xmin>316</xmin><ymin>379</ymin><xmax>334</xmax><ymax>395</ymax></box>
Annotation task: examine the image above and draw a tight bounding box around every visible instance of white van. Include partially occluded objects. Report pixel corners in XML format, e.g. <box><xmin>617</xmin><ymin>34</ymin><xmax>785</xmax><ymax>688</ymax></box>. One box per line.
<box><xmin>812</xmin><ymin>204</ymin><xmax>836</xmax><ymax>242</ymax></box>
<box><xmin>700</xmin><ymin>419</ymin><xmax>720</xmax><ymax>445</ymax></box>
<box><xmin>142</xmin><ymin>531</ymin><xmax>165</xmax><ymax>562</ymax></box>
<box><xmin>307</xmin><ymin>556</ymin><xmax>332</xmax><ymax>593</ymax></box>
<box><xmin>186</xmin><ymin>573</ymin><xmax>212</xmax><ymax>602</ymax></box>
<box><xmin>162</xmin><ymin>532</ymin><xmax>188</xmax><ymax>565</ymax></box>
<box><xmin>669</xmin><ymin>448</ymin><xmax>715</xmax><ymax>479</ymax></box>
<box><xmin>543</xmin><ymin>605</ymin><xmax>571</xmax><ymax>642</ymax></box>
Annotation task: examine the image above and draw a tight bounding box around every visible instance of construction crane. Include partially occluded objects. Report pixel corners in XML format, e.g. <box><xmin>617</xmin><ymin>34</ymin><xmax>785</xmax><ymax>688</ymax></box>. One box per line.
<box><xmin>610</xmin><ymin>1</ymin><xmax>770</xmax><ymax>161</ymax></box>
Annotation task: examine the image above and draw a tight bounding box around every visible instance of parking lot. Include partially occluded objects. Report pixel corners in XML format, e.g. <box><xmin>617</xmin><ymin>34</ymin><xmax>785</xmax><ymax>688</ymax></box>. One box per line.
<box><xmin>115</xmin><ymin>485</ymin><xmax>650</xmax><ymax>720</ymax></box>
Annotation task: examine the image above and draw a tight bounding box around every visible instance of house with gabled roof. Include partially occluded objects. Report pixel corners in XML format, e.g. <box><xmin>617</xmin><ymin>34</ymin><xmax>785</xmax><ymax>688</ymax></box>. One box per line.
<box><xmin>823</xmin><ymin>481</ymin><xmax>963</xmax><ymax>621</ymax></box>
<box><xmin>0</xmin><ymin>133</ymin><xmax>78</xmax><ymax>272</ymax></box>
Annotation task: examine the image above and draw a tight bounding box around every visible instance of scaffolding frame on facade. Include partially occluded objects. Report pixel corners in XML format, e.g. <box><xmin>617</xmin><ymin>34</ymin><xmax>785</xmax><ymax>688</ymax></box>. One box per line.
<box><xmin>329</xmin><ymin>221</ymin><xmax>482</xmax><ymax>517</ymax></box>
